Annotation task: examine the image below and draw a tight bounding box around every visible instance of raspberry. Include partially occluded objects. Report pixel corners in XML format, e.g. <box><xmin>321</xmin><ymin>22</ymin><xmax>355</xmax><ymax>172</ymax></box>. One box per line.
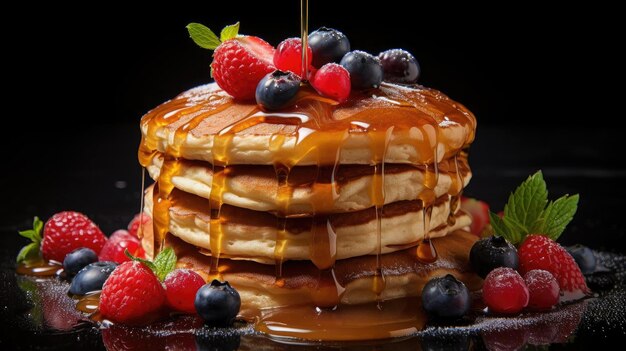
<box><xmin>99</xmin><ymin>229</ymin><xmax>145</xmax><ymax>264</ymax></box>
<box><xmin>519</xmin><ymin>235</ymin><xmax>590</xmax><ymax>302</ymax></box>
<box><xmin>310</xmin><ymin>63</ymin><xmax>351</xmax><ymax>102</ymax></box>
<box><xmin>524</xmin><ymin>269</ymin><xmax>560</xmax><ymax>311</ymax></box>
<box><xmin>482</xmin><ymin>267</ymin><xmax>529</xmax><ymax>314</ymax></box>
<box><xmin>273</xmin><ymin>37</ymin><xmax>312</xmax><ymax>77</ymax></box>
<box><xmin>128</xmin><ymin>213</ymin><xmax>151</xmax><ymax>238</ymax></box>
<box><xmin>163</xmin><ymin>269</ymin><xmax>205</xmax><ymax>314</ymax></box>
<box><xmin>212</xmin><ymin>36</ymin><xmax>275</xmax><ymax>100</ymax></box>
<box><xmin>100</xmin><ymin>261</ymin><xmax>165</xmax><ymax>323</ymax></box>
<box><xmin>460</xmin><ymin>197</ymin><xmax>490</xmax><ymax>236</ymax></box>
<box><xmin>41</xmin><ymin>211</ymin><xmax>107</xmax><ymax>262</ymax></box>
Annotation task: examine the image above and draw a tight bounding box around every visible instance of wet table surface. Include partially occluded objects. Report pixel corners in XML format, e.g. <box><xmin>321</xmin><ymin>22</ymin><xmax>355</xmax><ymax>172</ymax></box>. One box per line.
<box><xmin>1</xmin><ymin>125</ymin><xmax>625</xmax><ymax>350</ymax></box>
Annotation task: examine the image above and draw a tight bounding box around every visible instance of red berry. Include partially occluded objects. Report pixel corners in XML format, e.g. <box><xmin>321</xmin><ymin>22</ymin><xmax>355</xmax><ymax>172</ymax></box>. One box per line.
<box><xmin>460</xmin><ymin>197</ymin><xmax>490</xmax><ymax>236</ymax></box>
<box><xmin>524</xmin><ymin>269</ymin><xmax>559</xmax><ymax>311</ymax></box>
<box><xmin>212</xmin><ymin>36</ymin><xmax>275</xmax><ymax>100</ymax></box>
<box><xmin>310</xmin><ymin>63</ymin><xmax>351</xmax><ymax>102</ymax></box>
<box><xmin>100</xmin><ymin>261</ymin><xmax>165</xmax><ymax>323</ymax></box>
<box><xmin>128</xmin><ymin>213</ymin><xmax>151</xmax><ymax>238</ymax></box>
<box><xmin>163</xmin><ymin>269</ymin><xmax>206</xmax><ymax>314</ymax></box>
<box><xmin>518</xmin><ymin>235</ymin><xmax>590</xmax><ymax>302</ymax></box>
<box><xmin>273</xmin><ymin>37</ymin><xmax>313</xmax><ymax>77</ymax></box>
<box><xmin>99</xmin><ymin>229</ymin><xmax>145</xmax><ymax>264</ymax></box>
<box><xmin>483</xmin><ymin>267</ymin><xmax>529</xmax><ymax>314</ymax></box>
<box><xmin>41</xmin><ymin>211</ymin><xmax>107</xmax><ymax>262</ymax></box>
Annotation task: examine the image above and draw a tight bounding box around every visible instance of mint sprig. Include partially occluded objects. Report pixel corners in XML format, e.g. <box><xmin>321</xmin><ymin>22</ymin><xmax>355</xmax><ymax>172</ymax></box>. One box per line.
<box><xmin>186</xmin><ymin>22</ymin><xmax>240</xmax><ymax>50</ymax></box>
<box><xmin>490</xmin><ymin>171</ymin><xmax>579</xmax><ymax>244</ymax></box>
<box><xmin>125</xmin><ymin>247</ymin><xmax>177</xmax><ymax>282</ymax></box>
<box><xmin>17</xmin><ymin>217</ymin><xmax>43</xmax><ymax>263</ymax></box>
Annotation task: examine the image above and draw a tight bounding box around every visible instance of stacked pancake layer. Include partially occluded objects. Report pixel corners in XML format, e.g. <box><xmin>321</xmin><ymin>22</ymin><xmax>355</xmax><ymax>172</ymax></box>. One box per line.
<box><xmin>138</xmin><ymin>82</ymin><xmax>477</xmax><ymax>316</ymax></box>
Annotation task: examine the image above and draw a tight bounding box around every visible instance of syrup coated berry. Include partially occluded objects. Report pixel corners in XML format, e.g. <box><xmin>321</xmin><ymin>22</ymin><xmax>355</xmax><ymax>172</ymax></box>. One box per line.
<box><xmin>566</xmin><ymin>244</ymin><xmax>596</xmax><ymax>274</ymax></box>
<box><xmin>340</xmin><ymin>51</ymin><xmax>383</xmax><ymax>90</ymax></box>
<box><xmin>68</xmin><ymin>261</ymin><xmax>117</xmax><ymax>295</ymax></box>
<box><xmin>524</xmin><ymin>269</ymin><xmax>560</xmax><ymax>311</ymax></box>
<box><xmin>310</xmin><ymin>63</ymin><xmax>351</xmax><ymax>102</ymax></box>
<box><xmin>470</xmin><ymin>235</ymin><xmax>519</xmax><ymax>278</ymax></box>
<box><xmin>273</xmin><ymin>37</ymin><xmax>312</xmax><ymax>77</ymax></box>
<box><xmin>378</xmin><ymin>49</ymin><xmax>420</xmax><ymax>84</ymax></box>
<box><xmin>421</xmin><ymin>274</ymin><xmax>470</xmax><ymax>319</ymax></box>
<box><xmin>164</xmin><ymin>269</ymin><xmax>206</xmax><ymax>314</ymax></box>
<box><xmin>195</xmin><ymin>280</ymin><xmax>241</xmax><ymax>326</ymax></box>
<box><xmin>63</xmin><ymin>247</ymin><xmax>98</xmax><ymax>276</ymax></box>
<box><xmin>482</xmin><ymin>267</ymin><xmax>529</xmax><ymax>314</ymax></box>
<box><xmin>255</xmin><ymin>70</ymin><xmax>301</xmax><ymax>110</ymax></box>
<box><xmin>308</xmin><ymin>27</ymin><xmax>350</xmax><ymax>68</ymax></box>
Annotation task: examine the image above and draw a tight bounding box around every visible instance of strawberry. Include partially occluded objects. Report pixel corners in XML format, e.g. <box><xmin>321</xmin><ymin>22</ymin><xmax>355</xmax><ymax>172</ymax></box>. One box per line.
<box><xmin>41</xmin><ymin>211</ymin><xmax>107</xmax><ymax>262</ymax></box>
<box><xmin>518</xmin><ymin>235</ymin><xmax>590</xmax><ymax>302</ymax></box>
<box><xmin>460</xmin><ymin>197</ymin><xmax>490</xmax><ymax>236</ymax></box>
<box><xmin>99</xmin><ymin>229</ymin><xmax>145</xmax><ymax>264</ymax></box>
<box><xmin>100</xmin><ymin>261</ymin><xmax>165</xmax><ymax>323</ymax></box>
<box><xmin>127</xmin><ymin>213</ymin><xmax>151</xmax><ymax>238</ymax></box>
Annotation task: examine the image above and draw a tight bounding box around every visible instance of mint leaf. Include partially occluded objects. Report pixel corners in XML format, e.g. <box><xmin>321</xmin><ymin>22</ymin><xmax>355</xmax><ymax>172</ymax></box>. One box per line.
<box><xmin>125</xmin><ymin>249</ymin><xmax>157</xmax><ymax>273</ymax></box>
<box><xmin>504</xmin><ymin>171</ymin><xmax>547</xmax><ymax>231</ymax></box>
<box><xmin>18</xmin><ymin>229</ymin><xmax>38</xmax><ymax>242</ymax></box>
<box><xmin>490</xmin><ymin>212</ymin><xmax>526</xmax><ymax>244</ymax></box>
<box><xmin>153</xmin><ymin>247</ymin><xmax>177</xmax><ymax>281</ymax></box>
<box><xmin>220</xmin><ymin>22</ymin><xmax>239</xmax><ymax>42</ymax></box>
<box><xmin>187</xmin><ymin>23</ymin><xmax>221</xmax><ymax>50</ymax></box>
<box><xmin>537</xmin><ymin>194</ymin><xmax>579</xmax><ymax>240</ymax></box>
<box><xmin>33</xmin><ymin>216</ymin><xmax>43</xmax><ymax>237</ymax></box>
<box><xmin>17</xmin><ymin>242</ymin><xmax>40</xmax><ymax>263</ymax></box>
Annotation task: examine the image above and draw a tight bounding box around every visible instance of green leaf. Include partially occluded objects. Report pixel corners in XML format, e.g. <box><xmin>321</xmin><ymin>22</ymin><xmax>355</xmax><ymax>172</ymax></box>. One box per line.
<box><xmin>504</xmin><ymin>171</ymin><xmax>547</xmax><ymax>231</ymax></box>
<box><xmin>18</xmin><ymin>216</ymin><xmax>43</xmax><ymax>243</ymax></box>
<box><xmin>125</xmin><ymin>249</ymin><xmax>157</xmax><ymax>273</ymax></box>
<box><xmin>17</xmin><ymin>242</ymin><xmax>40</xmax><ymax>263</ymax></box>
<box><xmin>537</xmin><ymin>194</ymin><xmax>579</xmax><ymax>240</ymax></box>
<box><xmin>33</xmin><ymin>217</ymin><xmax>43</xmax><ymax>239</ymax></box>
<box><xmin>18</xmin><ymin>230</ymin><xmax>37</xmax><ymax>242</ymax></box>
<box><xmin>153</xmin><ymin>247</ymin><xmax>177</xmax><ymax>281</ymax></box>
<box><xmin>220</xmin><ymin>22</ymin><xmax>240</xmax><ymax>42</ymax></box>
<box><xmin>187</xmin><ymin>23</ymin><xmax>221</xmax><ymax>50</ymax></box>
<box><xmin>490</xmin><ymin>211</ymin><xmax>526</xmax><ymax>244</ymax></box>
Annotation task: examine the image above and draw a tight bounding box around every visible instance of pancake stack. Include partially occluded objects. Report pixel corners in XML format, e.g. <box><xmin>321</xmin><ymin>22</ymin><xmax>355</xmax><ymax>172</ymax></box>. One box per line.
<box><xmin>138</xmin><ymin>82</ymin><xmax>478</xmax><ymax>319</ymax></box>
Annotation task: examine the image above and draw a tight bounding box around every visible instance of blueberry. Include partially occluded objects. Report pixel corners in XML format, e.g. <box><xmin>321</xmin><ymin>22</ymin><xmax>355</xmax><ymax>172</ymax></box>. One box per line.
<box><xmin>68</xmin><ymin>261</ymin><xmax>117</xmax><ymax>295</ymax></box>
<box><xmin>567</xmin><ymin>244</ymin><xmax>596</xmax><ymax>274</ymax></box>
<box><xmin>255</xmin><ymin>70</ymin><xmax>301</xmax><ymax>110</ymax></box>
<box><xmin>340</xmin><ymin>51</ymin><xmax>383</xmax><ymax>90</ymax></box>
<box><xmin>63</xmin><ymin>247</ymin><xmax>98</xmax><ymax>276</ymax></box>
<box><xmin>422</xmin><ymin>274</ymin><xmax>470</xmax><ymax>319</ymax></box>
<box><xmin>308</xmin><ymin>27</ymin><xmax>350</xmax><ymax>68</ymax></box>
<box><xmin>470</xmin><ymin>236</ymin><xmax>519</xmax><ymax>278</ymax></box>
<box><xmin>195</xmin><ymin>280</ymin><xmax>241</xmax><ymax>326</ymax></box>
<box><xmin>378</xmin><ymin>49</ymin><xmax>420</xmax><ymax>84</ymax></box>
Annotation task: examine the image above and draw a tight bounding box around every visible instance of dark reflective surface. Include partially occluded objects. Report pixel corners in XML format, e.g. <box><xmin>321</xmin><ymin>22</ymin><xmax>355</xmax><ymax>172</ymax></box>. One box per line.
<box><xmin>1</xmin><ymin>126</ymin><xmax>625</xmax><ymax>350</ymax></box>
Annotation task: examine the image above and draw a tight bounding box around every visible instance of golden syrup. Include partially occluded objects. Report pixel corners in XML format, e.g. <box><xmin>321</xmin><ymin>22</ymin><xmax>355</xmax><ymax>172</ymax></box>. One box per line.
<box><xmin>75</xmin><ymin>292</ymin><xmax>100</xmax><ymax>314</ymax></box>
<box><xmin>300</xmin><ymin>0</ymin><xmax>309</xmax><ymax>80</ymax></box>
<box><xmin>16</xmin><ymin>259</ymin><xmax>61</xmax><ymax>276</ymax></box>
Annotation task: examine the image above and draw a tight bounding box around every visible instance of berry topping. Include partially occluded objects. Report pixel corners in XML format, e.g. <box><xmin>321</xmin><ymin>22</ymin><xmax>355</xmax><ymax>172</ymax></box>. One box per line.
<box><xmin>255</xmin><ymin>70</ymin><xmax>301</xmax><ymax>110</ymax></box>
<box><xmin>308</xmin><ymin>27</ymin><xmax>350</xmax><ymax>68</ymax></box>
<box><xmin>566</xmin><ymin>244</ymin><xmax>596</xmax><ymax>274</ymax></box>
<box><xmin>42</xmin><ymin>211</ymin><xmax>107</xmax><ymax>262</ymax></box>
<box><xmin>469</xmin><ymin>235</ymin><xmax>519</xmax><ymax>278</ymax></box>
<box><xmin>519</xmin><ymin>235</ymin><xmax>590</xmax><ymax>302</ymax></box>
<box><xmin>340</xmin><ymin>51</ymin><xmax>383</xmax><ymax>90</ymax></box>
<box><xmin>100</xmin><ymin>261</ymin><xmax>165</xmax><ymax>323</ymax></box>
<box><xmin>524</xmin><ymin>269</ymin><xmax>560</xmax><ymax>311</ymax></box>
<box><xmin>460</xmin><ymin>197</ymin><xmax>490</xmax><ymax>236</ymax></box>
<box><xmin>99</xmin><ymin>229</ymin><xmax>145</xmax><ymax>264</ymax></box>
<box><xmin>310</xmin><ymin>63</ymin><xmax>351</xmax><ymax>102</ymax></box>
<box><xmin>128</xmin><ymin>213</ymin><xmax>151</xmax><ymax>239</ymax></box>
<box><xmin>164</xmin><ymin>269</ymin><xmax>206</xmax><ymax>314</ymax></box>
<box><xmin>195</xmin><ymin>280</ymin><xmax>241</xmax><ymax>326</ymax></box>
<box><xmin>378</xmin><ymin>49</ymin><xmax>420</xmax><ymax>84</ymax></box>
<box><xmin>187</xmin><ymin>22</ymin><xmax>275</xmax><ymax>100</ymax></box>
<box><xmin>68</xmin><ymin>261</ymin><xmax>117</xmax><ymax>295</ymax></box>
<box><xmin>63</xmin><ymin>247</ymin><xmax>98</xmax><ymax>276</ymax></box>
<box><xmin>421</xmin><ymin>274</ymin><xmax>470</xmax><ymax>319</ymax></box>
<box><xmin>273</xmin><ymin>37</ymin><xmax>312</xmax><ymax>77</ymax></box>
<box><xmin>482</xmin><ymin>267</ymin><xmax>529</xmax><ymax>314</ymax></box>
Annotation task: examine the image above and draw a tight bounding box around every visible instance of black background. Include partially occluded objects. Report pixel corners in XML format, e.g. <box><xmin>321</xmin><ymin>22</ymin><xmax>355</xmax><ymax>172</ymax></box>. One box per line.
<box><xmin>2</xmin><ymin>2</ymin><xmax>625</xmax><ymax>248</ymax></box>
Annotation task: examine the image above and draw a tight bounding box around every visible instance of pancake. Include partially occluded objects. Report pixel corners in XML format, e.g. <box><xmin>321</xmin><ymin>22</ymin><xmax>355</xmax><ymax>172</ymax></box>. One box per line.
<box><xmin>139</xmin><ymin>83</ymin><xmax>476</xmax><ymax>167</ymax></box>
<box><xmin>143</xmin><ymin>186</ymin><xmax>471</xmax><ymax>265</ymax></box>
<box><xmin>146</xmin><ymin>152</ymin><xmax>471</xmax><ymax>214</ymax></box>
<box><xmin>168</xmin><ymin>230</ymin><xmax>482</xmax><ymax>310</ymax></box>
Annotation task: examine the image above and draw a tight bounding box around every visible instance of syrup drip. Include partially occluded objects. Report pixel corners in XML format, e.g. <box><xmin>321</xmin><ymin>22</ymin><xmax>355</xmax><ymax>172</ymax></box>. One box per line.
<box><xmin>16</xmin><ymin>259</ymin><xmax>61</xmax><ymax>277</ymax></box>
<box><xmin>75</xmin><ymin>292</ymin><xmax>100</xmax><ymax>314</ymax></box>
<box><xmin>300</xmin><ymin>0</ymin><xmax>309</xmax><ymax>80</ymax></box>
